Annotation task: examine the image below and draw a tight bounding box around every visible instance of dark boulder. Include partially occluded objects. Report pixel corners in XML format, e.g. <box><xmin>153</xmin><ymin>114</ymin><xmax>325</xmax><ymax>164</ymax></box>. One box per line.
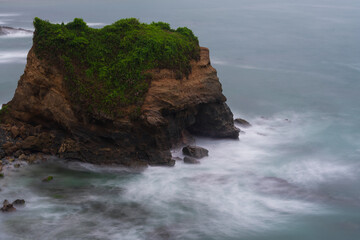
<box><xmin>234</xmin><ymin>118</ymin><xmax>251</xmax><ymax>128</ymax></box>
<box><xmin>182</xmin><ymin>145</ymin><xmax>209</xmax><ymax>159</ymax></box>
<box><xmin>188</xmin><ymin>103</ymin><xmax>240</xmax><ymax>139</ymax></box>
<box><xmin>12</xmin><ymin>199</ymin><xmax>25</xmax><ymax>205</ymax></box>
<box><xmin>168</xmin><ymin>159</ymin><xmax>176</xmax><ymax>167</ymax></box>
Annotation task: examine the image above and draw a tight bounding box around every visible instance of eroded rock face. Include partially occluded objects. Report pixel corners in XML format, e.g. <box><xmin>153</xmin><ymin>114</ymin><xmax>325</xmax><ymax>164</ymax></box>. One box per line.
<box><xmin>1</xmin><ymin>47</ymin><xmax>239</xmax><ymax>166</ymax></box>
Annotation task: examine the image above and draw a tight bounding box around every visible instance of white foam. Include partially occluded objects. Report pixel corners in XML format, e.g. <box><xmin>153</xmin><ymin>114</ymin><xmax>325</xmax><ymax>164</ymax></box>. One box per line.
<box><xmin>87</xmin><ymin>22</ymin><xmax>105</xmax><ymax>27</ymax></box>
<box><xmin>0</xmin><ymin>50</ymin><xmax>27</xmax><ymax>64</ymax></box>
<box><xmin>280</xmin><ymin>157</ymin><xmax>358</xmax><ymax>186</ymax></box>
<box><xmin>211</xmin><ymin>57</ymin><xmax>303</xmax><ymax>74</ymax></box>
<box><xmin>0</xmin><ymin>13</ymin><xmax>20</xmax><ymax>17</ymax></box>
<box><xmin>0</xmin><ymin>31</ymin><xmax>33</xmax><ymax>38</ymax></box>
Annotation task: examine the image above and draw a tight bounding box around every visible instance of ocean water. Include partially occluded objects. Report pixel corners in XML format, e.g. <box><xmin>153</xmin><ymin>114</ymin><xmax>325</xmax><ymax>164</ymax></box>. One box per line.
<box><xmin>1</xmin><ymin>0</ymin><xmax>360</xmax><ymax>239</ymax></box>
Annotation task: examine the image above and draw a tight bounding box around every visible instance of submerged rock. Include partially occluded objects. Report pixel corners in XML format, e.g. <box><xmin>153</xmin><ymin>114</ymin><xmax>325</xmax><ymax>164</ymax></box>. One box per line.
<box><xmin>1</xmin><ymin>200</ymin><xmax>16</xmax><ymax>212</ymax></box>
<box><xmin>234</xmin><ymin>118</ymin><xmax>251</xmax><ymax>128</ymax></box>
<box><xmin>183</xmin><ymin>156</ymin><xmax>200</xmax><ymax>164</ymax></box>
<box><xmin>12</xmin><ymin>199</ymin><xmax>25</xmax><ymax>205</ymax></box>
<box><xmin>42</xmin><ymin>176</ymin><xmax>53</xmax><ymax>182</ymax></box>
<box><xmin>182</xmin><ymin>146</ymin><xmax>209</xmax><ymax>159</ymax></box>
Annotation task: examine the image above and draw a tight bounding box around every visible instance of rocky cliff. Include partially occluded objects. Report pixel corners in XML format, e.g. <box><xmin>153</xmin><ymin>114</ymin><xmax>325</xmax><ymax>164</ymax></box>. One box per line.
<box><xmin>0</xmin><ymin>19</ymin><xmax>239</xmax><ymax>167</ymax></box>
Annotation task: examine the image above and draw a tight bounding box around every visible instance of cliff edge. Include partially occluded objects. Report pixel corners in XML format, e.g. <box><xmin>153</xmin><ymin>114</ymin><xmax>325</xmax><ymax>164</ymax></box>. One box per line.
<box><xmin>0</xmin><ymin>18</ymin><xmax>239</xmax><ymax>166</ymax></box>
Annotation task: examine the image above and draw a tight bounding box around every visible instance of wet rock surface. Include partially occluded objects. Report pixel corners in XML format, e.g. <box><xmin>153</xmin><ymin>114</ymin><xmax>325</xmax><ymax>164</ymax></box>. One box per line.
<box><xmin>182</xmin><ymin>145</ymin><xmax>209</xmax><ymax>159</ymax></box>
<box><xmin>12</xmin><ymin>199</ymin><xmax>25</xmax><ymax>206</ymax></box>
<box><xmin>1</xmin><ymin>200</ymin><xmax>16</xmax><ymax>212</ymax></box>
<box><xmin>234</xmin><ymin>118</ymin><xmax>251</xmax><ymax>128</ymax></box>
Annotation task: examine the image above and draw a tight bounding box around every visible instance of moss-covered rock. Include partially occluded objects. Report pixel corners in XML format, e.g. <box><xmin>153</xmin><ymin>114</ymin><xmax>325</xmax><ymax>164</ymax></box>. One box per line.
<box><xmin>33</xmin><ymin>17</ymin><xmax>200</xmax><ymax>115</ymax></box>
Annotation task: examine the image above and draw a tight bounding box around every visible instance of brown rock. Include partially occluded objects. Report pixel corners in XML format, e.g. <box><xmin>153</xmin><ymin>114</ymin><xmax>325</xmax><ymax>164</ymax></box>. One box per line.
<box><xmin>1</xmin><ymin>200</ymin><xmax>16</xmax><ymax>212</ymax></box>
<box><xmin>14</xmin><ymin>150</ymin><xmax>23</xmax><ymax>158</ymax></box>
<box><xmin>19</xmin><ymin>154</ymin><xmax>27</xmax><ymax>160</ymax></box>
<box><xmin>21</xmin><ymin>136</ymin><xmax>38</xmax><ymax>150</ymax></box>
<box><xmin>1</xmin><ymin>43</ymin><xmax>239</xmax><ymax>166</ymax></box>
<box><xmin>10</xmin><ymin>126</ymin><xmax>19</xmax><ymax>138</ymax></box>
<box><xmin>27</xmin><ymin>154</ymin><xmax>37</xmax><ymax>163</ymax></box>
<box><xmin>2</xmin><ymin>142</ymin><xmax>18</xmax><ymax>155</ymax></box>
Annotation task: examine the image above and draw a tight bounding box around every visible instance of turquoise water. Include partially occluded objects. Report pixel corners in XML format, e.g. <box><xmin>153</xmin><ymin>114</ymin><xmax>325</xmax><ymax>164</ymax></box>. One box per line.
<box><xmin>1</xmin><ymin>0</ymin><xmax>360</xmax><ymax>239</ymax></box>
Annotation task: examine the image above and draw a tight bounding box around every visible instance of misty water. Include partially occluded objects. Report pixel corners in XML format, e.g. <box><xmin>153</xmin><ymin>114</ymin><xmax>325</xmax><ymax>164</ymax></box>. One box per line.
<box><xmin>1</xmin><ymin>0</ymin><xmax>360</xmax><ymax>239</ymax></box>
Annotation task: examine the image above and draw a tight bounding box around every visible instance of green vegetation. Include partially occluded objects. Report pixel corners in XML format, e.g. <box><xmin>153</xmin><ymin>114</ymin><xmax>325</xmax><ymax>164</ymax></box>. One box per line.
<box><xmin>0</xmin><ymin>104</ymin><xmax>9</xmax><ymax>122</ymax></box>
<box><xmin>0</xmin><ymin>105</ymin><xmax>9</xmax><ymax>115</ymax></box>
<box><xmin>33</xmin><ymin>18</ymin><xmax>200</xmax><ymax>116</ymax></box>
<box><xmin>42</xmin><ymin>176</ymin><xmax>54</xmax><ymax>182</ymax></box>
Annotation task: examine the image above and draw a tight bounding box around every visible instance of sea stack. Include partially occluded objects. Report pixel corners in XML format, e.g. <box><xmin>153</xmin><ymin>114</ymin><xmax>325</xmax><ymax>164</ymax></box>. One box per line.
<box><xmin>0</xmin><ymin>18</ymin><xmax>239</xmax><ymax>167</ymax></box>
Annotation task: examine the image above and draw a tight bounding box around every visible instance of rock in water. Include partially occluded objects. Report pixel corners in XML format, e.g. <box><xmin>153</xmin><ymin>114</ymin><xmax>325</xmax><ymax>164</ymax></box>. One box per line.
<box><xmin>0</xmin><ymin>18</ymin><xmax>239</xmax><ymax>167</ymax></box>
<box><xmin>183</xmin><ymin>156</ymin><xmax>200</xmax><ymax>164</ymax></box>
<box><xmin>12</xmin><ymin>199</ymin><xmax>25</xmax><ymax>205</ymax></box>
<box><xmin>42</xmin><ymin>176</ymin><xmax>53</xmax><ymax>182</ymax></box>
<box><xmin>182</xmin><ymin>146</ymin><xmax>209</xmax><ymax>159</ymax></box>
<box><xmin>168</xmin><ymin>159</ymin><xmax>176</xmax><ymax>167</ymax></box>
<box><xmin>1</xmin><ymin>200</ymin><xmax>16</xmax><ymax>212</ymax></box>
<box><xmin>234</xmin><ymin>118</ymin><xmax>251</xmax><ymax>128</ymax></box>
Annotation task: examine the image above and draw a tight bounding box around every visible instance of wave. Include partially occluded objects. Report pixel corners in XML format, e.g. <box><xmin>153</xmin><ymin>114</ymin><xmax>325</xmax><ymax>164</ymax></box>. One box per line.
<box><xmin>0</xmin><ymin>13</ymin><xmax>20</xmax><ymax>17</ymax></box>
<box><xmin>0</xmin><ymin>31</ymin><xmax>33</xmax><ymax>38</ymax></box>
<box><xmin>211</xmin><ymin>57</ymin><xmax>303</xmax><ymax>74</ymax></box>
<box><xmin>0</xmin><ymin>50</ymin><xmax>27</xmax><ymax>64</ymax></box>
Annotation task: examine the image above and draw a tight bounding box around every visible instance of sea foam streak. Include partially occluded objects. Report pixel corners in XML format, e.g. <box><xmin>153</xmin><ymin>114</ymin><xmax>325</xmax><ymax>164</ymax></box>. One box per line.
<box><xmin>0</xmin><ymin>31</ymin><xmax>33</xmax><ymax>38</ymax></box>
<box><xmin>0</xmin><ymin>13</ymin><xmax>20</xmax><ymax>17</ymax></box>
<box><xmin>0</xmin><ymin>51</ymin><xmax>27</xmax><ymax>64</ymax></box>
<box><xmin>0</xmin><ymin>111</ymin><xmax>355</xmax><ymax>239</ymax></box>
